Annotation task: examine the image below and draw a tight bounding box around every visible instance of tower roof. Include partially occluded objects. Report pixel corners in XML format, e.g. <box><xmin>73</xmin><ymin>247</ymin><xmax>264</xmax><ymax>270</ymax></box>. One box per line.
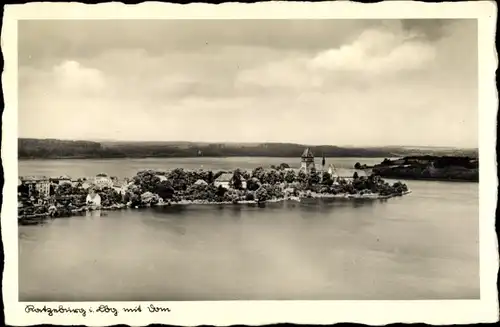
<box><xmin>301</xmin><ymin>148</ymin><xmax>314</xmax><ymax>158</ymax></box>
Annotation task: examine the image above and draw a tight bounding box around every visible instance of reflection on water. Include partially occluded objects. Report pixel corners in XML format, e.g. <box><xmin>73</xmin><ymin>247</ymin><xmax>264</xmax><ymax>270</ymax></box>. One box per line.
<box><xmin>18</xmin><ymin>158</ymin><xmax>479</xmax><ymax>301</ymax></box>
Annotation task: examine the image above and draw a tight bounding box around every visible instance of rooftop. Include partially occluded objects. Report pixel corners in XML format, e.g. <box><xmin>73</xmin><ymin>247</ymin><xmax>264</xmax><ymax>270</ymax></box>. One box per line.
<box><xmin>215</xmin><ymin>173</ymin><xmax>233</xmax><ymax>182</ymax></box>
<box><xmin>50</xmin><ymin>175</ymin><xmax>71</xmax><ymax>180</ymax></box>
<box><xmin>20</xmin><ymin>176</ymin><xmax>49</xmax><ymax>182</ymax></box>
<box><xmin>301</xmin><ymin>148</ymin><xmax>314</xmax><ymax>158</ymax></box>
<box><xmin>155</xmin><ymin>175</ymin><xmax>168</xmax><ymax>181</ymax></box>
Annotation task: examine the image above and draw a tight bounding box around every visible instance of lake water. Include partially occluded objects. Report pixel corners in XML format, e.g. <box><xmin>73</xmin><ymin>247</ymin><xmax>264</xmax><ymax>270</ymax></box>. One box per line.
<box><xmin>18</xmin><ymin>156</ymin><xmax>390</xmax><ymax>178</ymax></box>
<box><xmin>18</xmin><ymin>157</ymin><xmax>479</xmax><ymax>301</ymax></box>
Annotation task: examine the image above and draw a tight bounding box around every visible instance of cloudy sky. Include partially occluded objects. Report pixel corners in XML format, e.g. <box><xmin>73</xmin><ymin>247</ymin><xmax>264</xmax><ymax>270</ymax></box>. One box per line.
<box><xmin>19</xmin><ymin>19</ymin><xmax>477</xmax><ymax>147</ymax></box>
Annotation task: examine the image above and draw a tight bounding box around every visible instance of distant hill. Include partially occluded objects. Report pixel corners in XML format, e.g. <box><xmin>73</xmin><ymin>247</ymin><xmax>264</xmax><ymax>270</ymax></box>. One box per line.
<box><xmin>18</xmin><ymin>138</ymin><xmax>478</xmax><ymax>160</ymax></box>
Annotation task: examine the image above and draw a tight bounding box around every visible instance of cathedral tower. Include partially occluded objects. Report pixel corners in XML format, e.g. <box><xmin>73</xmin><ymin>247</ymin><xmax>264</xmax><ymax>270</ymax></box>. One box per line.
<box><xmin>300</xmin><ymin>148</ymin><xmax>315</xmax><ymax>173</ymax></box>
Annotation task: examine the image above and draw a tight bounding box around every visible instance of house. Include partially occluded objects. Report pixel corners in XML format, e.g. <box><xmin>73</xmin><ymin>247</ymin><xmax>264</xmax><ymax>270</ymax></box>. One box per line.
<box><xmin>194</xmin><ymin>179</ymin><xmax>208</xmax><ymax>186</ymax></box>
<box><xmin>327</xmin><ymin>164</ymin><xmax>339</xmax><ymax>179</ymax></box>
<box><xmin>58</xmin><ymin>175</ymin><xmax>72</xmax><ymax>186</ymax></box>
<box><xmin>155</xmin><ymin>175</ymin><xmax>168</xmax><ymax>182</ymax></box>
<box><xmin>49</xmin><ymin>175</ymin><xmax>71</xmax><ymax>185</ymax></box>
<box><xmin>214</xmin><ymin>173</ymin><xmax>233</xmax><ymax>189</ymax></box>
<box><xmin>215</xmin><ymin>173</ymin><xmax>247</xmax><ymax>189</ymax></box>
<box><xmin>93</xmin><ymin>173</ymin><xmax>113</xmax><ymax>189</ymax></box>
<box><xmin>81</xmin><ymin>182</ymin><xmax>92</xmax><ymax>190</ymax></box>
<box><xmin>20</xmin><ymin>176</ymin><xmax>51</xmax><ymax>198</ymax></box>
<box><xmin>86</xmin><ymin>191</ymin><xmax>102</xmax><ymax>208</ymax></box>
<box><xmin>112</xmin><ymin>179</ymin><xmax>129</xmax><ymax>195</ymax></box>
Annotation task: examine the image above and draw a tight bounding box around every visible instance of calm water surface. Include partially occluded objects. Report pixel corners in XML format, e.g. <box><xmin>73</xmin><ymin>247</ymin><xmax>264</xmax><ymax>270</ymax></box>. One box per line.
<box><xmin>18</xmin><ymin>156</ymin><xmax>392</xmax><ymax>178</ymax></box>
<box><xmin>18</xmin><ymin>158</ymin><xmax>479</xmax><ymax>301</ymax></box>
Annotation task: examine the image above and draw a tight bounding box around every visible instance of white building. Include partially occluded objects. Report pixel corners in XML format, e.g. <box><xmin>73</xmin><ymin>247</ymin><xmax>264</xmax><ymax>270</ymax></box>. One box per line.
<box><xmin>20</xmin><ymin>176</ymin><xmax>51</xmax><ymax>198</ymax></box>
<box><xmin>214</xmin><ymin>173</ymin><xmax>247</xmax><ymax>189</ymax></box>
<box><xmin>86</xmin><ymin>192</ymin><xmax>102</xmax><ymax>207</ymax></box>
<box><xmin>214</xmin><ymin>173</ymin><xmax>232</xmax><ymax>189</ymax></box>
<box><xmin>81</xmin><ymin>182</ymin><xmax>92</xmax><ymax>190</ymax></box>
<box><xmin>327</xmin><ymin>164</ymin><xmax>339</xmax><ymax>178</ymax></box>
<box><xmin>93</xmin><ymin>173</ymin><xmax>113</xmax><ymax>189</ymax></box>
<box><xmin>58</xmin><ymin>175</ymin><xmax>72</xmax><ymax>185</ymax></box>
<box><xmin>155</xmin><ymin>175</ymin><xmax>168</xmax><ymax>182</ymax></box>
<box><xmin>194</xmin><ymin>179</ymin><xmax>208</xmax><ymax>186</ymax></box>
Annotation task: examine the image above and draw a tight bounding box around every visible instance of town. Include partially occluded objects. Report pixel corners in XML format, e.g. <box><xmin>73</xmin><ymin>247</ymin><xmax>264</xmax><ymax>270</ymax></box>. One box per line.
<box><xmin>18</xmin><ymin>148</ymin><xmax>410</xmax><ymax>224</ymax></box>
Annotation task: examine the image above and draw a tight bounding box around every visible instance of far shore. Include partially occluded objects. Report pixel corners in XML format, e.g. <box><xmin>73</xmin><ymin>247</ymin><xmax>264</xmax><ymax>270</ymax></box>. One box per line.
<box><xmin>18</xmin><ymin>155</ymin><xmax>390</xmax><ymax>161</ymax></box>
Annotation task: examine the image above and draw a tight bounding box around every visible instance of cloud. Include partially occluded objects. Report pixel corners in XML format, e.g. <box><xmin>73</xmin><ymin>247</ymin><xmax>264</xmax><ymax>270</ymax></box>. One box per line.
<box><xmin>236</xmin><ymin>23</ymin><xmax>438</xmax><ymax>93</ymax></box>
<box><xmin>18</xmin><ymin>19</ymin><xmax>379</xmax><ymax>67</ymax></box>
<box><xmin>51</xmin><ymin>60</ymin><xmax>107</xmax><ymax>94</ymax></box>
<box><xmin>235</xmin><ymin>57</ymin><xmax>322</xmax><ymax>91</ymax></box>
<box><xmin>309</xmin><ymin>27</ymin><xmax>436</xmax><ymax>74</ymax></box>
<box><xmin>18</xmin><ymin>19</ymin><xmax>478</xmax><ymax>147</ymax></box>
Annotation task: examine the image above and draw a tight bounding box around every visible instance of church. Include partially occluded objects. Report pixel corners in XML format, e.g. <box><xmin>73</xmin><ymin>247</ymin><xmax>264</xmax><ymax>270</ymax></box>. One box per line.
<box><xmin>300</xmin><ymin>147</ymin><xmax>338</xmax><ymax>178</ymax></box>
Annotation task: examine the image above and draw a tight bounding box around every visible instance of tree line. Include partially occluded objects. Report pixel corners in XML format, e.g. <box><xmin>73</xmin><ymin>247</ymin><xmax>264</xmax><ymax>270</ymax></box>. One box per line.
<box><xmin>19</xmin><ymin>138</ymin><xmax>395</xmax><ymax>159</ymax></box>
<box><xmin>18</xmin><ymin>138</ymin><xmax>479</xmax><ymax>160</ymax></box>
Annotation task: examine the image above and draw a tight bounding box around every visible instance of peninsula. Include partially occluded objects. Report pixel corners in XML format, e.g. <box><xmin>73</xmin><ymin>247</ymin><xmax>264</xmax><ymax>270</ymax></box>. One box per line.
<box><xmin>358</xmin><ymin>156</ymin><xmax>479</xmax><ymax>182</ymax></box>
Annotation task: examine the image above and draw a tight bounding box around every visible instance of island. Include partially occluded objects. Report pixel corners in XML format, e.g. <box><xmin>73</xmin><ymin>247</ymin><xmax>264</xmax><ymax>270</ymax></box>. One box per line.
<box><xmin>359</xmin><ymin>156</ymin><xmax>479</xmax><ymax>182</ymax></box>
<box><xmin>18</xmin><ymin>165</ymin><xmax>411</xmax><ymax>224</ymax></box>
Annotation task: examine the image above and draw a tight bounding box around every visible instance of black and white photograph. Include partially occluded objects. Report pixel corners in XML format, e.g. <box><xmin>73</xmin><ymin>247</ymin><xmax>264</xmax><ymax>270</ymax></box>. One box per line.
<box><xmin>2</xmin><ymin>1</ymin><xmax>498</xmax><ymax>326</ymax></box>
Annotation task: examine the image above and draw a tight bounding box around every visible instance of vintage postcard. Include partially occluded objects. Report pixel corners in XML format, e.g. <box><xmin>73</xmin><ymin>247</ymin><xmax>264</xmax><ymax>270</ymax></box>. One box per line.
<box><xmin>2</xmin><ymin>1</ymin><xmax>498</xmax><ymax>326</ymax></box>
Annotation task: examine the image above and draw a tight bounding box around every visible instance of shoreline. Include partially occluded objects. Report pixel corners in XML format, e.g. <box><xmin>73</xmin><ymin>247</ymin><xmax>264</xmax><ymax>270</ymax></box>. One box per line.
<box><xmin>18</xmin><ymin>191</ymin><xmax>411</xmax><ymax>223</ymax></box>
<box><xmin>373</xmin><ymin>175</ymin><xmax>478</xmax><ymax>183</ymax></box>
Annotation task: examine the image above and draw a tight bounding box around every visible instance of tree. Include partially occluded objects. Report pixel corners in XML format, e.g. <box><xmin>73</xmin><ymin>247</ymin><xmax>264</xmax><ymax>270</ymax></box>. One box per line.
<box><xmin>55</xmin><ymin>183</ymin><xmax>73</xmax><ymax>196</ymax></box>
<box><xmin>216</xmin><ymin>185</ymin><xmax>227</xmax><ymax>197</ymax></box>
<box><xmin>99</xmin><ymin>187</ymin><xmax>122</xmax><ymax>206</ymax></box>
<box><xmin>255</xmin><ymin>187</ymin><xmax>269</xmax><ymax>203</ymax></box>
<box><xmin>246</xmin><ymin>177</ymin><xmax>261</xmax><ymax>191</ymax></box>
<box><xmin>278</xmin><ymin>163</ymin><xmax>290</xmax><ymax>170</ymax></box>
<box><xmin>167</xmin><ymin>168</ymin><xmax>188</xmax><ymax>191</ymax></box>
<box><xmin>321</xmin><ymin>171</ymin><xmax>333</xmax><ymax>186</ymax></box>
<box><xmin>49</xmin><ymin>184</ymin><xmax>56</xmax><ymax>196</ymax></box>
<box><xmin>354</xmin><ymin>162</ymin><xmax>361</xmax><ymax>169</ymax></box>
<box><xmin>242</xmin><ymin>170</ymin><xmax>251</xmax><ymax>180</ymax></box>
<box><xmin>264</xmin><ymin>169</ymin><xmax>280</xmax><ymax>185</ymax></box>
<box><xmin>353</xmin><ymin>172</ymin><xmax>359</xmax><ymax>179</ymax></box>
<box><xmin>308</xmin><ymin>168</ymin><xmax>321</xmax><ymax>186</ymax></box>
<box><xmin>134</xmin><ymin>170</ymin><xmax>162</xmax><ymax>193</ymax></box>
<box><xmin>155</xmin><ymin>180</ymin><xmax>175</xmax><ymax>200</ymax></box>
<box><xmin>252</xmin><ymin>167</ymin><xmax>265</xmax><ymax>181</ymax></box>
<box><xmin>129</xmin><ymin>192</ymin><xmax>142</xmax><ymax>206</ymax></box>
<box><xmin>285</xmin><ymin>169</ymin><xmax>296</xmax><ymax>183</ymax></box>
<box><xmin>245</xmin><ymin>192</ymin><xmax>255</xmax><ymax>201</ymax></box>
<box><xmin>207</xmin><ymin>171</ymin><xmax>214</xmax><ymax>184</ymax></box>
<box><xmin>231</xmin><ymin>173</ymin><xmax>243</xmax><ymax>190</ymax></box>
<box><xmin>18</xmin><ymin>184</ymin><xmax>30</xmax><ymax>198</ymax></box>
<box><xmin>297</xmin><ymin>170</ymin><xmax>308</xmax><ymax>185</ymax></box>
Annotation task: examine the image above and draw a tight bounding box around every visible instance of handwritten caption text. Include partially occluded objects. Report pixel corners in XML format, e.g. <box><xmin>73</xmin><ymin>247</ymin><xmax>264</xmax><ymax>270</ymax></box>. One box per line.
<box><xmin>25</xmin><ymin>304</ymin><xmax>171</xmax><ymax>317</ymax></box>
